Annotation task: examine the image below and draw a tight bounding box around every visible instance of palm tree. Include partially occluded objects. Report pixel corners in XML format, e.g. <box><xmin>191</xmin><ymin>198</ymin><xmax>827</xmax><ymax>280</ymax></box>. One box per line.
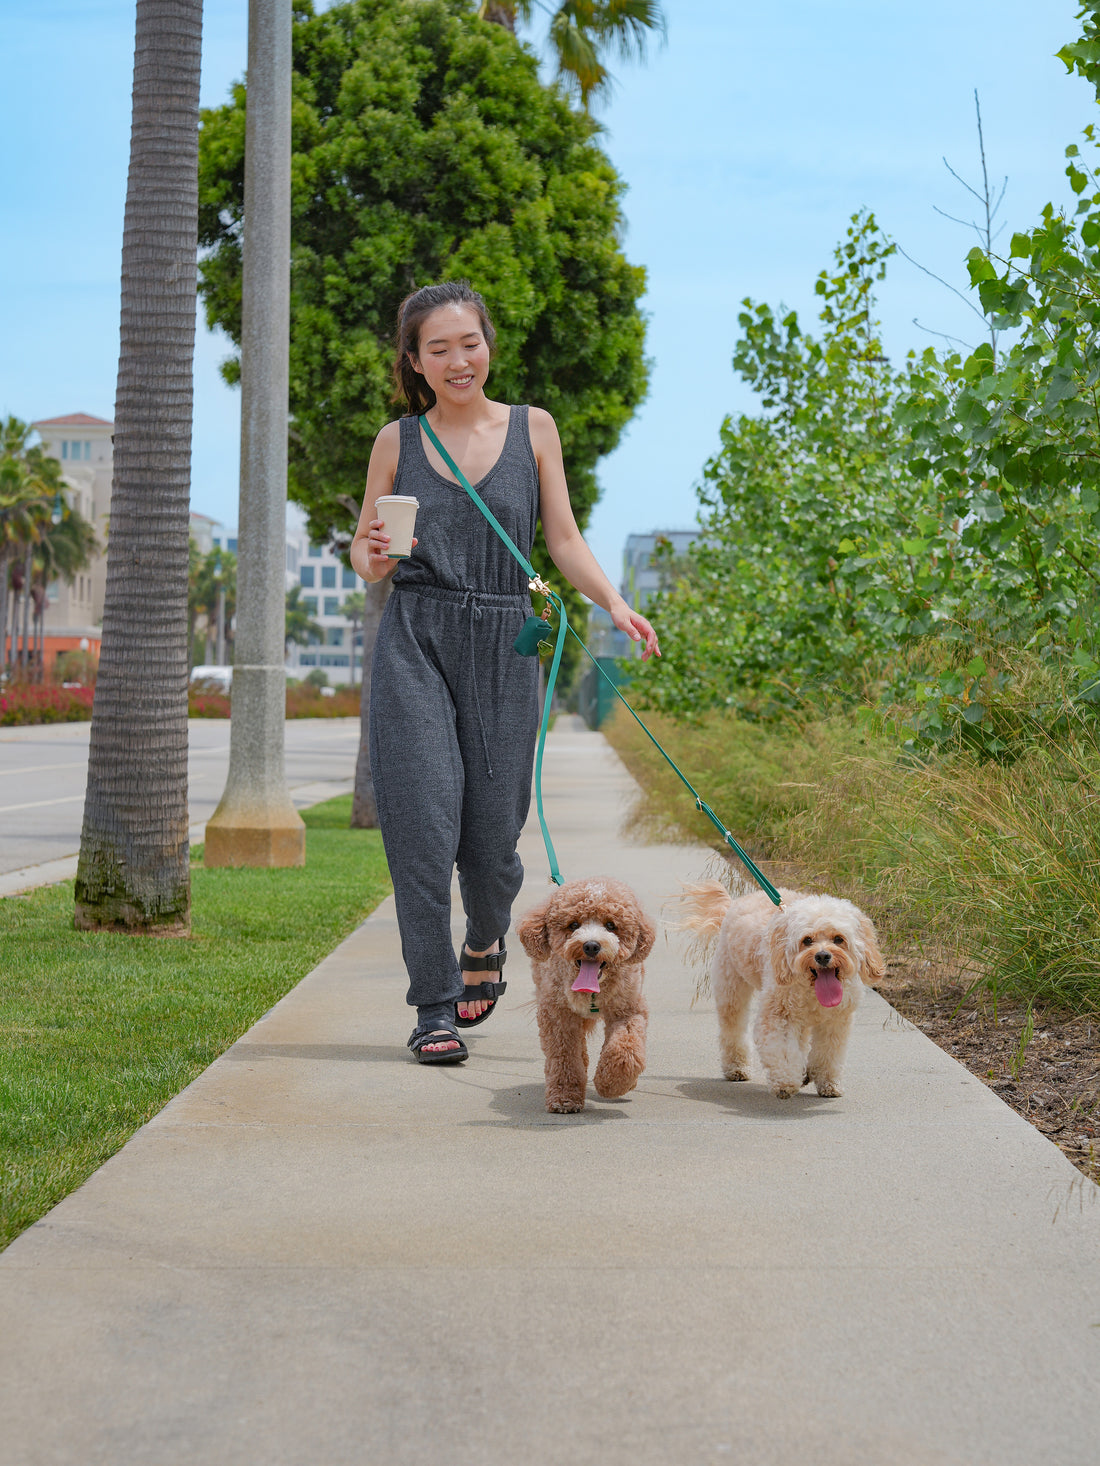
<box><xmin>350</xmin><ymin>578</ymin><xmax>393</xmax><ymax>828</ymax></box>
<box><xmin>29</xmin><ymin>506</ymin><xmax>99</xmax><ymax>680</ymax></box>
<box><xmin>75</xmin><ymin>0</ymin><xmax>203</xmax><ymax>934</ymax></box>
<box><xmin>340</xmin><ymin>589</ymin><xmax>366</xmax><ymax>686</ymax></box>
<box><xmin>285</xmin><ymin>584</ymin><xmax>322</xmax><ymax>658</ymax></box>
<box><xmin>480</xmin><ymin>0</ymin><xmax>666</xmax><ymax>108</ymax></box>
<box><xmin>0</xmin><ymin>417</ymin><xmax>60</xmax><ymax>680</ymax></box>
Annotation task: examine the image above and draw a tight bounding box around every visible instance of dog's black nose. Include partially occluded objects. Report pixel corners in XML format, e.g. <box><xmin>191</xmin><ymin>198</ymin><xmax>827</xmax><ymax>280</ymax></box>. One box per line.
<box><xmin>814</xmin><ymin>951</ymin><xmax>833</xmax><ymax>967</ymax></box>
<box><xmin>582</xmin><ymin>940</ymin><xmax>602</xmax><ymax>959</ymax></box>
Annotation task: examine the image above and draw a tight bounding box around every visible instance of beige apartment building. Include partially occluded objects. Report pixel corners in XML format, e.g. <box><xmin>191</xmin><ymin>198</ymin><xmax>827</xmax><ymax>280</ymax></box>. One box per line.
<box><xmin>30</xmin><ymin>411</ymin><xmax>114</xmax><ymax>671</ymax></box>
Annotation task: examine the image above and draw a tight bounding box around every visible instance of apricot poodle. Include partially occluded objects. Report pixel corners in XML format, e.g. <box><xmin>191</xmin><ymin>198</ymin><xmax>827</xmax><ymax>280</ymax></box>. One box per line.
<box><xmin>678</xmin><ymin>881</ymin><xmax>885</xmax><ymax>1098</ymax></box>
<box><xmin>516</xmin><ymin>877</ymin><xmax>654</xmax><ymax>1113</ymax></box>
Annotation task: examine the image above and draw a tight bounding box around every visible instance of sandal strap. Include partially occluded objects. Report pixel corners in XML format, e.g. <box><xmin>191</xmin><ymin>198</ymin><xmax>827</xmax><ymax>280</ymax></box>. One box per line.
<box><xmin>460</xmin><ymin>941</ymin><xmax>507</xmax><ymax>973</ymax></box>
<box><xmin>407</xmin><ymin>1022</ymin><xmax>461</xmax><ymax>1051</ymax></box>
<box><xmin>460</xmin><ymin>979</ymin><xmax>507</xmax><ymax>1002</ymax></box>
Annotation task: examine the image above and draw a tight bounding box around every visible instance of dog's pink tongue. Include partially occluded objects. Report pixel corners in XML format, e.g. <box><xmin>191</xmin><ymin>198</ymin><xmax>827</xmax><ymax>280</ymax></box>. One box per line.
<box><xmin>814</xmin><ymin>971</ymin><xmax>844</xmax><ymax>1008</ymax></box>
<box><xmin>572</xmin><ymin>961</ymin><xmax>602</xmax><ymax>994</ymax></box>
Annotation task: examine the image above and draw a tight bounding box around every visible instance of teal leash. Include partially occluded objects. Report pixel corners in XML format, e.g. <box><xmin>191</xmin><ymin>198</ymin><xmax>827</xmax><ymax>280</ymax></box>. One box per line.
<box><xmin>417</xmin><ymin>415</ymin><xmax>781</xmax><ymax>906</ymax></box>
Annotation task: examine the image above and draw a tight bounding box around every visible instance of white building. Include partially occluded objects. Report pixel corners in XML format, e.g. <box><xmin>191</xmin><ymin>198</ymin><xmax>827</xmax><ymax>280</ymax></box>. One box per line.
<box><xmin>621</xmin><ymin>530</ymin><xmax>700</xmax><ymax>611</ymax></box>
<box><xmin>212</xmin><ymin>512</ymin><xmax>366</xmax><ymax>685</ymax></box>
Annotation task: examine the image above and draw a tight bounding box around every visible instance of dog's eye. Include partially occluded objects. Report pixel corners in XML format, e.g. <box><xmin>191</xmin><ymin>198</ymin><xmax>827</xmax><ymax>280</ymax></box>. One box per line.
<box><xmin>604</xmin><ymin>921</ymin><xmax>616</xmax><ymax>932</ymax></box>
<box><xmin>833</xmin><ymin>935</ymin><xmax>845</xmax><ymax>944</ymax></box>
<box><xmin>567</xmin><ymin>921</ymin><xmax>580</xmax><ymax>931</ymax></box>
<box><xmin>801</xmin><ymin>936</ymin><xmax>814</xmax><ymax>947</ymax></box>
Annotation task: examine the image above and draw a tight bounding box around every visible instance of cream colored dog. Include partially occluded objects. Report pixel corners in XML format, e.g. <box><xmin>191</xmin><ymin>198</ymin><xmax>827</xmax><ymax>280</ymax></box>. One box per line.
<box><xmin>678</xmin><ymin>881</ymin><xmax>885</xmax><ymax>1098</ymax></box>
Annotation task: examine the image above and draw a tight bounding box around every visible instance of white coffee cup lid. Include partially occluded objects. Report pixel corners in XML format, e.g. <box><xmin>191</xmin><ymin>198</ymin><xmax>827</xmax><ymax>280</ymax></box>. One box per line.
<box><xmin>377</xmin><ymin>494</ymin><xmax>419</xmax><ymax>505</ymax></box>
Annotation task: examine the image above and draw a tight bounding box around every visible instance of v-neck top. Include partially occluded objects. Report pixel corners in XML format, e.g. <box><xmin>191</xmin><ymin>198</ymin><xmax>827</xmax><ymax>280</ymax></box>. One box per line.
<box><xmin>390</xmin><ymin>405</ymin><xmax>540</xmax><ymax>598</ymax></box>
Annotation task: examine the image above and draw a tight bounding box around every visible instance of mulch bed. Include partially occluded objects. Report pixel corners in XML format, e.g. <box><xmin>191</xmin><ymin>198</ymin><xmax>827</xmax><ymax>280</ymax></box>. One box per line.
<box><xmin>876</xmin><ymin>959</ymin><xmax>1100</xmax><ymax>1187</ymax></box>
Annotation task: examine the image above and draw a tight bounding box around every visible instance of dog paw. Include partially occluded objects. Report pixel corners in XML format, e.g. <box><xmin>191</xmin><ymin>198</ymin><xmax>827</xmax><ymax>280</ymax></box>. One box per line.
<box><xmin>814</xmin><ymin>1079</ymin><xmax>843</xmax><ymax>1098</ymax></box>
<box><xmin>772</xmin><ymin>1083</ymin><xmax>800</xmax><ymax>1100</ymax></box>
<box><xmin>593</xmin><ymin>1051</ymin><xmax>643</xmax><ymax>1099</ymax></box>
<box><xmin>546</xmin><ymin>1095</ymin><xmax>586</xmax><ymax>1113</ymax></box>
<box><xmin>722</xmin><ymin>1065</ymin><xmax>751</xmax><ymax>1082</ymax></box>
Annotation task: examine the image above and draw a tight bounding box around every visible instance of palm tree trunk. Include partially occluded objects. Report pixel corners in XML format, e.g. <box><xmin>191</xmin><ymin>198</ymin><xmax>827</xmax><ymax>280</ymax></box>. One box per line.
<box><xmin>350</xmin><ymin>577</ymin><xmax>391</xmax><ymax>827</ymax></box>
<box><xmin>75</xmin><ymin>0</ymin><xmax>203</xmax><ymax>934</ymax></box>
<box><xmin>19</xmin><ymin>547</ymin><xmax>33</xmax><ymax>675</ymax></box>
<box><xmin>0</xmin><ymin>553</ymin><xmax>9</xmax><ymax>675</ymax></box>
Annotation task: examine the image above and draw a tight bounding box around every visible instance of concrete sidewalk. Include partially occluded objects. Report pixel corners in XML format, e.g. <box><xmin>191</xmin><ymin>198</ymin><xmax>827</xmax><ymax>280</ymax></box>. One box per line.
<box><xmin>2</xmin><ymin>719</ymin><xmax>1098</xmax><ymax>1465</ymax></box>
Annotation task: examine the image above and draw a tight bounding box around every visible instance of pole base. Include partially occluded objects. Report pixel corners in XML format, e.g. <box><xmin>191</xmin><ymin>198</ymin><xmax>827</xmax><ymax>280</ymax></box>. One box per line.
<box><xmin>203</xmin><ymin>799</ymin><xmax>306</xmax><ymax>868</ymax></box>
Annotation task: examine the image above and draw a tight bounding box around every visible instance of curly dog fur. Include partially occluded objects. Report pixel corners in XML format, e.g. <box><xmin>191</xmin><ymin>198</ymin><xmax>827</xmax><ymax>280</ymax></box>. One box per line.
<box><xmin>678</xmin><ymin>881</ymin><xmax>885</xmax><ymax>1099</ymax></box>
<box><xmin>516</xmin><ymin>877</ymin><xmax>654</xmax><ymax>1113</ymax></box>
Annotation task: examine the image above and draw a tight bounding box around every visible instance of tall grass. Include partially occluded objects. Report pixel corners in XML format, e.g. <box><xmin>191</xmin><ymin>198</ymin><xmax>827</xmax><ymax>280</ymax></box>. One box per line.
<box><xmin>602</xmin><ymin>692</ymin><xmax>1100</xmax><ymax>1015</ymax></box>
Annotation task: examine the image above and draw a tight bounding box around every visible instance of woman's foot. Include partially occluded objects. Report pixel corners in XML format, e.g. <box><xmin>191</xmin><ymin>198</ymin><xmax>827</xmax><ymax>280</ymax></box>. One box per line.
<box><xmin>408</xmin><ymin>1022</ymin><xmax>468</xmax><ymax>1064</ymax></box>
<box><xmin>457</xmin><ymin>940</ymin><xmax>501</xmax><ymax>1020</ymax></box>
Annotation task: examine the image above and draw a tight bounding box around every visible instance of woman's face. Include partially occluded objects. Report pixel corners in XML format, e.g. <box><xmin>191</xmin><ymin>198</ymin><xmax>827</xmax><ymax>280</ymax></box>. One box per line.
<box><xmin>409</xmin><ymin>303</ymin><xmax>491</xmax><ymax>406</ymax></box>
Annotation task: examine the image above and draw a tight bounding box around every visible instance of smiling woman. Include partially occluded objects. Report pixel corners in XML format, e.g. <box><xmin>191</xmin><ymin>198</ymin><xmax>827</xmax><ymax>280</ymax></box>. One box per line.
<box><xmin>347</xmin><ymin>279</ymin><xmax>659</xmax><ymax>1064</ymax></box>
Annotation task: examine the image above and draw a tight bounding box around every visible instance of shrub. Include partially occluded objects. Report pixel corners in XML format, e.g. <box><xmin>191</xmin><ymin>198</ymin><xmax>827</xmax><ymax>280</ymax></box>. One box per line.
<box><xmin>0</xmin><ymin>684</ymin><xmax>95</xmax><ymax>726</ymax></box>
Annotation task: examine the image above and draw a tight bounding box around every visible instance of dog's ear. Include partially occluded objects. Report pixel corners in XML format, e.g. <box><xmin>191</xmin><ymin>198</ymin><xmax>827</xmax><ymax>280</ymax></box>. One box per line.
<box><xmin>630</xmin><ymin>909</ymin><xmax>657</xmax><ymax>964</ymax></box>
<box><xmin>516</xmin><ymin>902</ymin><xmax>552</xmax><ymax>961</ymax></box>
<box><xmin>767</xmin><ymin>910</ymin><xmax>796</xmax><ymax>985</ymax></box>
<box><xmin>858</xmin><ymin>913</ymin><xmax>886</xmax><ymax>985</ymax></box>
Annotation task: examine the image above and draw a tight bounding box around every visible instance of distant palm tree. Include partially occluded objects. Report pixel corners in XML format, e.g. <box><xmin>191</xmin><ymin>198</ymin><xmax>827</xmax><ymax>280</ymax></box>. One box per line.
<box><xmin>285</xmin><ymin>584</ymin><xmax>322</xmax><ymax>657</ymax></box>
<box><xmin>341</xmin><ymin>589</ymin><xmax>366</xmax><ymax>686</ymax></box>
<box><xmin>481</xmin><ymin>0</ymin><xmax>666</xmax><ymax>107</ymax></box>
<box><xmin>30</xmin><ymin>507</ymin><xmax>99</xmax><ymax>679</ymax></box>
<box><xmin>0</xmin><ymin>417</ymin><xmax>62</xmax><ymax>679</ymax></box>
<box><xmin>75</xmin><ymin>0</ymin><xmax>203</xmax><ymax>934</ymax></box>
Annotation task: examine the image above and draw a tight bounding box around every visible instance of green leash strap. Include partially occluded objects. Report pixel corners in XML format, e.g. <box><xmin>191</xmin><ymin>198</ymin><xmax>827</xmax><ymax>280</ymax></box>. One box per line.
<box><xmin>563</xmin><ymin>625</ymin><xmax>782</xmax><ymax>906</ymax></box>
<box><xmin>416</xmin><ymin>414</ymin><xmax>781</xmax><ymax>906</ymax></box>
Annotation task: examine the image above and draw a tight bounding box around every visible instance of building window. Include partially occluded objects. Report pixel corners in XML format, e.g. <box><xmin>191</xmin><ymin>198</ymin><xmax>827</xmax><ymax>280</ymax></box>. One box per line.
<box><xmin>320</xmin><ymin>654</ymin><xmax>350</xmax><ymax>667</ymax></box>
<box><xmin>323</xmin><ymin>596</ymin><xmax>340</xmax><ymax>616</ymax></box>
<box><xmin>308</xmin><ymin>543</ymin><xmax>323</xmax><ymax>558</ymax></box>
<box><xmin>300</xmin><ymin>566</ymin><xmax>315</xmax><ymax>588</ymax></box>
<box><xmin>303</xmin><ymin>596</ymin><xmax>318</xmax><ymax>614</ymax></box>
<box><xmin>321</xmin><ymin>565</ymin><xmax>336</xmax><ymax>588</ymax></box>
<box><xmin>227</xmin><ymin>537</ymin><xmax>237</xmax><ymax>552</ymax></box>
<box><xmin>326</xmin><ymin>627</ymin><xmax>343</xmax><ymax>646</ymax></box>
<box><xmin>299</xmin><ymin>654</ymin><xmax>316</xmax><ymax>667</ymax></box>
<box><xmin>341</xmin><ymin>567</ymin><xmax>357</xmax><ymax>589</ymax></box>
<box><xmin>61</xmin><ymin>441</ymin><xmax>68</xmax><ymax>459</ymax></box>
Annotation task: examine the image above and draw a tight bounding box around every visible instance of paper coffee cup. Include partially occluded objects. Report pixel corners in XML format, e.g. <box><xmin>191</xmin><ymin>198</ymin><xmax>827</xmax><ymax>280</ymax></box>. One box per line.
<box><xmin>376</xmin><ymin>494</ymin><xmax>419</xmax><ymax>559</ymax></box>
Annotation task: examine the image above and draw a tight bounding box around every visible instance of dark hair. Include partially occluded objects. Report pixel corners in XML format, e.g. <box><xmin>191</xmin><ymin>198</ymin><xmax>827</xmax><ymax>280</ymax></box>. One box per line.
<box><xmin>393</xmin><ymin>280</ymin><xmax>497</xmax><ymax>417</ymax></box>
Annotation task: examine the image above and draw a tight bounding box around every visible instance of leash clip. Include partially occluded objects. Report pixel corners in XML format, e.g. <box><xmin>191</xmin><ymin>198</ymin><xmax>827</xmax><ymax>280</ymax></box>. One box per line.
<box><xmin>529</xmin><ymin>575</ymin><xmax>552</xmax><ymax>598</ymax></box>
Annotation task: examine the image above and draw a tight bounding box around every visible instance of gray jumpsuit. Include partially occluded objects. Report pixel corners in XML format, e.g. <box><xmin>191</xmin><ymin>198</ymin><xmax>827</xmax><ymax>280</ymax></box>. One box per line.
<box><xmin>369</xmin><ymin>407</ymin><xmax>541</xmax><ymax>1025</ymax></box>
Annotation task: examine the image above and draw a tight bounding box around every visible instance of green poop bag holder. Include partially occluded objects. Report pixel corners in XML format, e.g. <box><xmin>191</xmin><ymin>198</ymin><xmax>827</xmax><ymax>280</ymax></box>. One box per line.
<box><xmin>418</xmin><ymin>415</ymin><xmax>782</xmax><ymax>907</ymax></box>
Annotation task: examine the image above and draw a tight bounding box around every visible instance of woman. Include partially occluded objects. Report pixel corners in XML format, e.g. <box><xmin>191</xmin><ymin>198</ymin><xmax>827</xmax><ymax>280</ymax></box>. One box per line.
<box><xmin>350</xmin><ymin>281</ymin><xmax>659</xmax><ymax>1064</ymax></box>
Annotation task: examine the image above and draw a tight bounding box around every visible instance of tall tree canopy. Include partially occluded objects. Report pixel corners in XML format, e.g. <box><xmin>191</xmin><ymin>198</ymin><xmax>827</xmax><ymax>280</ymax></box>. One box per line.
<box><xmin>198</xmin><ymin>0</ymin><xmax>649</xmax><ymax>553</ymax></box>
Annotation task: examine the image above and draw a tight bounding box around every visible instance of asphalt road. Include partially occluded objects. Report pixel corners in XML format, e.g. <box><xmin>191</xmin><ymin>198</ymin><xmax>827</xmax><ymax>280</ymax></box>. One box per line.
<box><xmin>0</xmin><ymin>717</ymin><xmax>362</xmax><ymax>878</ymax></box>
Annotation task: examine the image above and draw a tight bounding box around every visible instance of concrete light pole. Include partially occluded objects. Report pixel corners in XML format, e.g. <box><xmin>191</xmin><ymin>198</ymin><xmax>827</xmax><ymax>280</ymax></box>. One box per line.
<box><xmin>204</xmin><ymin>0</ymin><xmax>304</xmax><ymax>868</ymax></box>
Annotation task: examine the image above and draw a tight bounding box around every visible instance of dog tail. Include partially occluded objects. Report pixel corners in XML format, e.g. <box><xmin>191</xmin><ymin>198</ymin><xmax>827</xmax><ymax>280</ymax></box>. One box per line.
<box><xmin>671</xmin><ymin>879</ymin><xmax>732</xmax><ymax>939</ymax></box>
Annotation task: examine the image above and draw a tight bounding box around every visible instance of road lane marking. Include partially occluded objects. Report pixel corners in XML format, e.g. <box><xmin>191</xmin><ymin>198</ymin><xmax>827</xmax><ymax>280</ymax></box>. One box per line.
<box><xmin>0</xmin><ymin>761</ymin><xmax>88</xmax><ymax>777</ymax></box>
<box><xmin>0</xmin><ymin>795</ymin><xmax>86</xmax><ymax>814</ymax></box>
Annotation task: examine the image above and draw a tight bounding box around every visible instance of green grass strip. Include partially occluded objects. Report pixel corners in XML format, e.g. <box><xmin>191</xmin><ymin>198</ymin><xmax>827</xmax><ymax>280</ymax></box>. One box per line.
<box><xmin>0</xmin><ymin>796</ymin><xmax>391</xmax><ymax>1252</ymax></box>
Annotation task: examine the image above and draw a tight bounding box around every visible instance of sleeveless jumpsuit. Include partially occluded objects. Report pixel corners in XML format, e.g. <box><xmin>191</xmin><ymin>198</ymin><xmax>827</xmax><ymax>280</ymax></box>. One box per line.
<box><xmin>369</xmin><ymin>407</ymin><xmax>542</xmax><ymax>1023</ymax></box>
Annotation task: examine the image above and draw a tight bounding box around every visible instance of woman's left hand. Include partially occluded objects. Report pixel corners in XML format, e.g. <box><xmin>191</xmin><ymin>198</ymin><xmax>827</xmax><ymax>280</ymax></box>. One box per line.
<box><xmin>611</xmin><ymin>605</ymin><xmax>661</xmax><ymax>662</ymax></box>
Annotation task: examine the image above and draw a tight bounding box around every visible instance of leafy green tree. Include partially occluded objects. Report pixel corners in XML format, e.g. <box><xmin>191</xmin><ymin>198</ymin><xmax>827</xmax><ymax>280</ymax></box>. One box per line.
<box><xmin>197</xmin><ymin>0</ymin><xmax>648</xmax><ymax>572</ymax></box>
<box><xmin>480</xmin><ymin>0</ymin><xmax>666</xmax><ymax>109</ymax></box>
<box><xmin>633</xmin><ymin>215</ymin><xmax>932</xmax><ymax>719</ymax></box>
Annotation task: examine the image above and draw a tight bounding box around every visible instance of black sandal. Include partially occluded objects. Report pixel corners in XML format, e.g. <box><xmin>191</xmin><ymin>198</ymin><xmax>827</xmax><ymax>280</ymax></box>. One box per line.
<box><xmin>454</xmin><ymin>939</ymin><xmax>507</xmax><ymax>1028</ymax></box>
<box><xmin>407</xmin><ymin>1022</ymin><xmax>469</xmax><ymax>1064</ymax></box>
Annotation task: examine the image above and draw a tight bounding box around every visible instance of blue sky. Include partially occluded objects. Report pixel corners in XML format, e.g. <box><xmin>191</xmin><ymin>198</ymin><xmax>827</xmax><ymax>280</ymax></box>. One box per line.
<box><xmin>2</xmin><ymin>0</ymin><xmax>1094</xmax><ymax>579</ymax></box>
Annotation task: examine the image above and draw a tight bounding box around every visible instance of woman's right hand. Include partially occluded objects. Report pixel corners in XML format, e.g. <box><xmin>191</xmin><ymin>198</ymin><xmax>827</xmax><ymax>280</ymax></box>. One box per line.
<box><xmin>362</xmin><ymin>518</ymin><xmax>417</xmax><ymax>581</ymax></box>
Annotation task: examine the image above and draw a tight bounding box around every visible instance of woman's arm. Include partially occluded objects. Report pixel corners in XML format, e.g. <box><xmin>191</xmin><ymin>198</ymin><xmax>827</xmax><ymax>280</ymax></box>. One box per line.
<box><xmin>349</xmin><ymin>421</ymin><xmax>409</xmax><ymax>584</ymax></box>
<box><xmin>530</xmin><ymin>407</ymin><xmax>660</xmax><ymax>661</ymax></box>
